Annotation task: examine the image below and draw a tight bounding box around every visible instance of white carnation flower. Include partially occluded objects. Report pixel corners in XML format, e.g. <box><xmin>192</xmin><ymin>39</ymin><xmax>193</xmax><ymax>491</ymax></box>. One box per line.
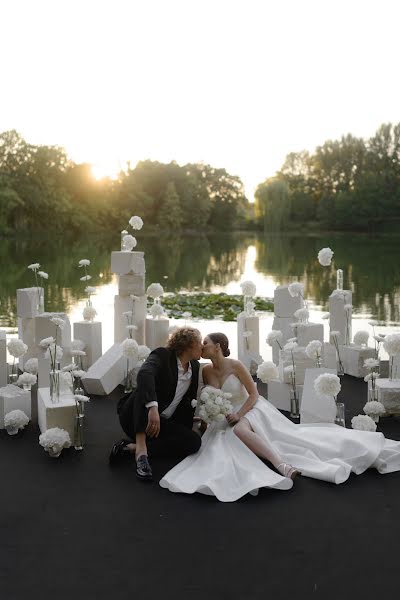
<box><xmin>383</xmin><ymin>333</ymin><xmax>400</xmax><ymax>356</ymax></box>
<box><xmin>294</xmin><ymin>307</ymin><xmax>309</xmax><ymax>322</ymax></box>
<box><xmin>50</xmin><ymin>317</ymin><xmax>66</xmax><ymax>329</ymax></box>
<box><xmin>305</xmin><ymin>340</ymin><xmax>323</xmax><ymax>360</ymax></box>
<box><xmin>28</xmin><ymin>263</ymin><xmax>40</xmax><ymax>271</ymax></box>
<box><xmin>23</xmin><ymin>358</ymin><xmax>38</xmax><ymax>374</ymax></box>
<box><xmin>80</xmin><ymin>275</ymin><xmax>92</xmax><ymax>281</ymax></box>
<box><xmin>368</xmin><ymin>320</ymin><xmax>379</xmax><ymax>326</ymax></box>
<box><xmin>74</xmin><ymin>394</ymin><xmax>90</xmax><ymax>403</ymax></box>
<box><xmin>364</xmin><ymin>372</ymin><xmax>379</xmax><ymax>382</ymax></box>
<box><xmin>284</xmin><ymin>341</ymin><xmax>298</xmax><ymax>352</ymax></box>
<box><xmin>243</xmin><ymin>330</ymin><xmax>252</xmax><ymax>338</ymax></box>
<box><xmin>38</xmin><ymin>271</ymin><xmax>49</xmax><ymax>279</ymax></box>
<box><xmin>78</xmin><ymin>259</ymin><xmax>90</xmax><ymax>267</ymax></box>
<box><xmin>83</xmin><ymin>306</ymin><xmax>97</xmax><ymax>321</ymax></box>
<box><xmin>71</xmin><ymin>339</ymin><xmax>86</xmax><ymax>352</ymax></box>
<box><xmin>363</xmin><ymin>401</ymin><xmax>385</xmax><ymax>417</ymax></box>
<box><xmin>318</xmin><ymin>247</ymin><xmax>334</xmax><ymax>266</ymax></box>
<box><xmin>73</xmin><ymin>370</ymin><xmax>86</xmax><ymax>379</ymax></box>
<box><xmin>4</xmin><ymin>409</ymin><xmax>30</xmax><ymax>433</ymax></box>
<box><xmin>257</xmin><ymin>361</ymin><xmax>279</xmax><ymax>383</ymax></box>
<box><xmin>239</xmin><ymin>280</ymin><xmax>256</xmax><ymax>297</ymax></box>
<box><xmin>314</xmin><ymin>373</ymin><xmax>341</xmax><ymax>398</ymax></box>
<box><xmin>39</xmin><ymin>427</ymin><xmax>71</xmax><ymax>455</ymax></box>
<box><xmin>353</xmin><ymin>330</ymin><xmax>369</xmax><ymax>346</ymax></box>
<box><xmin>129</xmin><ymin>215</ymin><xmax>144</xmax><ymax>230</ymax></box>
<box><xmin>150</xmin><ymin>303</ymin><xmax>164</xmax><ymax>318</ymax></box>
<box><xmin>7</xmin><ymin>338</ymin><xmax>28</xmax><ymax>358</ymax></box>
<box><xmin>44</xmin><ymin>344</ymin><xmax>63</xmax><ymax>362</ymax></box>
<box><xmin>363</xmin><ymin>358</ymin><xmax>380</xmax><ymax>369</ymax></box>
<box><xmin>121</xmin><ymin>338</ymin><xmax>139</xmax><ymax>362</ymax></box>
<box><xmin>288</xmin><ymin>282</ymin><xmax>304</xmax><ymax>298</ymax></box>
<box><xmin>351</xmin><ymin>415</ymin><xmax>377</xmax><ymax>432</ymax></box>
<box><xmin>39</xmin><ymin>336</ymin><xmax>55</xmax><ymax>349</ymax></box>
<box><xmin>123</xmin><ymin>234</ymin><xmax>137</xmax><ymax>251</ymax></box>
<box><xmin>17</xmin><ymin>372</ymin><xmax>37</xmax><ymax>386</ymax></box>
<box><xmin>266</xmin><ymin>330</ymin><xmax>283</xmax><ymax>347</ymax></box>
<box><xmin>147</xmin><ymin>283</ymin><xmax>164</xmax><ymax>298</ymax></box>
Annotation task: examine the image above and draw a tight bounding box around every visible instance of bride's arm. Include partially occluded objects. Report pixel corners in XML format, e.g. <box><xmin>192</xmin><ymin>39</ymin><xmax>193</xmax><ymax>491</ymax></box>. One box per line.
<box><xmin>226</xmin><ymin>361</ymin><xmax>258</xmax><ymax>424</ymax></box>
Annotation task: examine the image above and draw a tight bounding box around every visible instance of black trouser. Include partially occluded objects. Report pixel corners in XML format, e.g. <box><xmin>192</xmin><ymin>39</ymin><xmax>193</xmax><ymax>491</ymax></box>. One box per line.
<box><xmin>118</xmin><ymin>394</ymin><xmax>201</xmax><ymax>459</ymax></box>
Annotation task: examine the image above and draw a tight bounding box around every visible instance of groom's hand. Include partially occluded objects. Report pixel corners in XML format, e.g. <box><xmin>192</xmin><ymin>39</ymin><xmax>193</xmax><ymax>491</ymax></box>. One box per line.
<box><xmin>146</xmin><ymin>406</ymin><xmax>160</xmax><ymax>438</ymax></box>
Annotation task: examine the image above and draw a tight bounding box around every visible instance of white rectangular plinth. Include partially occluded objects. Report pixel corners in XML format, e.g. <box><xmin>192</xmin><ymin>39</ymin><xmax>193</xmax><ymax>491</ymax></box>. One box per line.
<box><xmin>17</xmin><ymin>287</ymin><xmax>43</xmax><ymax>318</ymax></box>
<box><xmin>329</xmin><ymin>290</ymin><xmax>352</xmax><ymax>345</ymax></box>
<box><xmin>0</xmin><ymin>331</ymin><xmax>7</xmax><ymax>388</ymax></box>
<box><xmin>279</xmin><ymin>347</ymin><xmax>315</xmax><ymax>385</ymax></box>
<box><xmin>295</xmin><ymin>323</ymin><xmax>324</xmax><ymax>347</ymax></box>
<box><xmin>118</xmin><ymin>272</ymin><xmax>146</xmax><ymax>296</ymax></box>
<box><xmin>34</xmin><ymin>313</ymin><xmax>72</xmax><ymax>368</ymax></box>
<box><xmin>18</xmin><ymin>317</ymin><xmax>38</xmax><ymax>370</ymax></box>
<box><xmin>237</xmin><ymin>314</ymin><xmax>261</xmax><ymax>370</ymax></box>
<box><xmin>37</xmin><ymin>355</ymin><xmax>51</xmax><ymax>389</ymax></box>
<box><xmin>145</xmin><ymin>318</ymin><xmax>169</xmax><ymax>350</ymax></box>
<box><xmin>81</xmin><ymin>343</ymin><xmax>126</xmax><ymax>395</ymax></box>
<box><xmin>0</xmin><ymin>384</ymin><xmax>31</xmax><ymax>428</ymax></box>
<box><xmin>340</xmin><ymin>344</ymin><xmax>375</xmax><ymax>378</ymax></box>
<box><xmin>73</xmin><ymin>321</ymin><xmax>103</xmax><ymax>369</ymax></box>
<box><xmin>266</xmin><ymin>379</ymin><xmax>303</xmax><ymax>412</ymax></box>
<box><xmin>273</xmin><ymin>286</ymin><xmax>302</xmax><ymax>318</ymax></box>
<box><xmin>114</xmin><ymin>295</ymin><xmax>146</xmax><ymax>344</ymax></box>
<box><xmin>111</xmin><ymin>251</ymin><xmax>145</xmax><ymax>275</ymax></box>
<box><xmin>271</xmin><ymin>316</ymin><xmax>296</xmax><ymax>364</ymax></box>
<box><xmin>376</xmin><ymin>378</ymin><xmax>400</xmax><ymax>415</ymax></box>
<box><xmin>322</xmin><ymin>343</ymin><xmax>337</xmax><ymax>369</ymax></box>
<box><xmin>300</xmin><ymin>368</ymin><xmax>337</xmax><ymax>424</ymax></box>
<box><xmin>37</xmin><ymin>387</ymin><xmax>77</xmax><ymax>439</ymax></box>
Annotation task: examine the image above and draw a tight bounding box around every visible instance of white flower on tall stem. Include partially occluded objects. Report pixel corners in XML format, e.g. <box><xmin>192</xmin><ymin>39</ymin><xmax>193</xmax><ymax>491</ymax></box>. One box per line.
<box><xmin>123</xmin><ymin>234</ymin><xmax>137</xmax><ymax>251</ymax></box>
<box><xmin>78</xmin><ymin>260</ymin><xmax>92</xmax><ymax>291</ymax></box>
<box><xmin>294</xmin><ymin>307</ymin><xmax>309</xmax><ymax>324</ymax></box>
<box><xmin>364</xmin><ymin>370</ymin><xmax>379</xmax><ymax>401</ymax></box>
<box><xmin>150</xmin><ymin>303</ymin><xmax>165</xmax><ymax>319</ymax></box>
<box><xmin>351</xmin><ymin>415</ymin><xmax>377</xmax><ymax>432</ymax></box>
<box><xmin>288</xmin><ymin>282</ymin><xmax>305</xmax><ymax>308</ymax></box>
<box><xmin>44</xmin><ymin>344</ymin><xmax>63</xmax><ymax>371</ymax></box>
<box><xmin>50</xmin><ymin>317</ymin><xmax>65</xmax><ymax>364</ymax></box>
<box><xmin>314</xmin><ymin>373</ymin><xmax>341</xmax><ymax>399</ymax></box>
<box><xmin>83</xmin><ymin>305</ymin><xmax>97</xmax><ymax>321</ymax></box>
<box><xmin>363</xmin><ymin>400</ymin><xmax>385</xmax><ymax>422</ymax></box>
<box><xmin>256</xmin><ymin>361</ymin><xmax>279</xmax><ymax>383</ymax></box>
<box><xmin>23</xmin><ymin>357</ymin><xmax>38</xmax><ymax>375</ymax></box>
<box><xmin>80</xmin><ymin>275</ymin><xmax>92</xmax><ymax>282</ymax></box>
<box><xmin>7</xmin><ymin>338</ymin><xmax>28</xmax><ymax>380</ymax></box>
<box><xmin>4</xmin><ymin>409</ymin><xmax>29</xmax><ymax>434</ymax></box>
<box><xmin>239</xmin><ymin>280</ymin><xmax>256</xmax><ymax>297</ymax></box>
<box><xmin>17</xmin><ymin>372</ymin><xmax>37</xmax><ymax>388</ymax></box>
<box><xmin>317</xmin><ymin>247</ymin><xmax>334</xmax><ymax>267</ymax></box>
<box><xmin>266</xmin><ymin>330</ymin><xmax>283</xmax><ymax>351</ymax></box>
<box><xmin>330</xmin><ymin>331</ymin><xmax>344</xmax><ymax>375</ymax></box>
<box><xmin>147</xmin><ymin>283</ymin><xmax>165</xmax><ymax>319</ymax></box>
<box><xmin>28</xmin><ymin>263</ymin><xmax>41</xmax><ymax>301</ymax></box>
<box><xmin>129</xmin><ymin>215</ymin><xmax>144</xmax><ymax>230</ymax></box>
<box><xmin>383</xmin><ymin>333</ymin><xmax>400</xmax><ymax>380</ymax></box>
<box><xmin>39</xmin><ymin>428</ymin><xmax>71</xmax><ymax>457</ymax></box>
<box><xmin>353</xmin><ymin>330</ymin><xmax>369</xmax><ymax>347</ymax></box>
<box><xmin>38</xmin><ymin>271</ymin><xmax>48</xmax><ymax>280</ymax></box>
<box><xmin>368</xmin><ymin>321</ymin><xmax>381</xmax><ymax>359</ymax></box>
<box><xmin>85</xmin><ymin>286</ymin><xmax>96</xmax><ymax>303</ymax></box>
<box><xmin>305</xmin><ymin>340</ymin><xmax>323</xmax><ymax>367</ymax></box>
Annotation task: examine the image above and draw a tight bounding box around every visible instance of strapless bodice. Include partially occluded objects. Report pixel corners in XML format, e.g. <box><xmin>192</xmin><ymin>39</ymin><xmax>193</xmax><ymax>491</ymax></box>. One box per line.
<box><xmin>221</xmin><ymin>374</ymin><xmax>248</xmax><ymax>406</ymax></box>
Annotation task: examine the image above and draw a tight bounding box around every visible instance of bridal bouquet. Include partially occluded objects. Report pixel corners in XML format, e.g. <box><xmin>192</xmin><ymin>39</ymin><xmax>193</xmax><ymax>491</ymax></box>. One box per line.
<box><xmin>198</xmin><ymin>386</ymin><xmax>233</xmax><ymax>424</ymax></box>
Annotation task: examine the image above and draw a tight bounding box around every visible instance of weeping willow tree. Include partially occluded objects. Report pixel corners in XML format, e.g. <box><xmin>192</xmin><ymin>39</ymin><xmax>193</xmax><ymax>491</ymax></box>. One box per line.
<box><xmin>254</xmin><ymin>178</ymin><xmax>290</xmax><ymax>231</ymax></box>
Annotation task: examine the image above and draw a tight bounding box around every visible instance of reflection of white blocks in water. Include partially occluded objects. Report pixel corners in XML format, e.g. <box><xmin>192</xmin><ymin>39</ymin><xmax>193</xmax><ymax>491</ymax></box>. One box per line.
<box><xmin>295</xmin><ymin>323</ymin><xmax>324</xmax><ymax>347</ymax></box>
<box><xmin>273</xmin><ymin>286</ymin><xmax>302</xmax><ymax>318</ymax></box>
<box><xmin>300</xmin><ymin>368</ymin><xmax>337</xmax><ymax>424</ymax></box>
<box><xmin>118</xmin><ymin>272</ymin><xmax>146</xmax><ymax>296</ymax></box>
<box><xmin>111</xmin><ymin>251</ymin><xmax>145</xmax><ymax>275</ymax></box>
<box><xmin>279</xmin><ymin>347</ymin><xmax>315</xmax><ymax>385</ymax></box>
<box><xmin>0</xmin><ymin>384</ymin><xmax>31</xmax><ymax>428</ymax></box>
<box><xmin>73</xmin><ymin>321</ymin><xmax>103</xmax><ymax>370</ymax></box>
<box><xmin>38</xmin><ymin>354</ymin><xmax>51</xmax><ymax>389</ymax></box>
<box><xmin>17</xmin><ymin>287</ymin><xmax>43</xmax><ymax>318</ymax></box>
<box><xmin>81</xmin><ymin>343</ymin><xmax>126</xmax><ymax>395</ymax></box>
<box><xmin>0</xmin><ymin>331</ymin><xmax>7</xmax><ymax>388</ymax></box>
<box><xmin>114</xmin><ymin>295</ymin><xmax>147</xmax><ymax>344</ymax></box>
<box><xmin>271</xmin><ymin>316</ymin><xmax>294</xmax><ymax>364</ymax></box>
<box><xmin>266</xmin><ymin>379</ymin><xmax>303</xmax><ymax>412</ymax></box>
<box><xmin>376</xmin><ymin>378</ymin><xmax>400</xmax><ymax>415</ymax></box>
<box><xmin>329</xmin><ymin>290</ymin><xmax>352</xmax><ymax>344</ymax></box>
<box><xmin>237</xmin><ymin>314</ymin><xmax>261</xmax><ymax>369</ymax></box>
<box><xmin>340</xmin><ymin>344</ymin><xmax>375</xmax><ymax>378</ymax></box>
<box><xmin>145</xmin><ymin>317</ymin><xmax>169</xmax><ymax>350</ymax></box>
<box><xmin>37</xmin><ymin>387</ymin><xmax>76</xmax><ymax>439</ymax></box>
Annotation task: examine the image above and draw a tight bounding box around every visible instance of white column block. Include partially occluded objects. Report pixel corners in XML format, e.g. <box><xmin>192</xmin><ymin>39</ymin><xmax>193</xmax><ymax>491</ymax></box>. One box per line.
<box><xmin>17</xmin><ymin>287</ymin><xmax>43</xmax><ymax>318</ymax></box>
<box><xmin>0</xmin><ymin>384</ymin><xmax>31</xmax><ymax>428</ymax></box>
<box><xmin>81</xmin><ymin>343</ymin><xmax>126</xmax><ymax>395</ymax></box>
<box><xmin>37</xmin><ymin>387</ymin><xmax>77</xmax><ymax>439</ymax></box>
<box><xmin>379</xmin><ymin>359</ymin><xmax>389</xmax><ymax>378</ymax></box>
<box><xmin>237</xmin><ymin>314</ymin><xmax>262</xmax><ymax>370</ymax></box>
<box><xmin>111</xmin><ymin>251</ymin><xmax>145</xmax><ymax>275</ymax></box>
<box><xmin>300</xmin><ymin>368</ymin><xmax>337</xmax><ymax>424</ymax></box>
<box><xmin>18</xmin><ymin>317</ymin><xmax>39</xmax><ymax>370</ymax></box>
<box><xmin>340</xmin><ymin>344</ymin><xmax>375</xmax><ymax>378</ymax></box>
<box><xmin>295</xmin><ymin>323</ymin><xmax>324</xmax><ymax>347</ymax></box>
<box><xmin>329</xmin><ymin>290</ymin><xmax>352</xmax><ymax>344</ymax></box>
<box><xmin>114</xmin><ymin>295</ymin><xmax>146</xmax><ymax>344</ymax></box>
<box><xmin>271</xmin><ymin>316</ymin><xmax>295</xmax><ymax>364</ymax></box>
<box><xmin>145</xmin><ymin>317</ymin><xmax>169</xmax><ymax>350</ymax></box>
<box><xmin>273</xmin><ymin>286</ymin><xmax>302</xmax><ymax>318</ymax></box>
<box><xmin>73</xmin><ymin>321</ymin><xmax>103</xmax><ymax>369</ymax></box>
<box><xmin>118</xmin><ymin>272</ymin><xmax>146</xmax><ymax>296</ymax></box>
<box><xmin>376</xmin><ymin>378</ymin><xmax>400</xmax><ymax>415</ymax></box>
<box><xmin>322</xmin><ymin>343</ymin><xmax>337</xmax><ymax>370</ymax></box>
<box><xmin>266</xmin><ymin>379</ymin><xmax>303</xmax><ymax>412</ymax></box>
<box><xmin>0</xmin><ymin>330</ymin><xmax>7</xmax><ymax>388</ymax></box>
<box><xmin>38</xmin><ymin>354</ymin><xmax>51</xmax><ymax>389</ymax></box>
<box><xmin>279</xmin><ymin>347</ymin><xmax>315</xmax><ymax>385</ymax></box>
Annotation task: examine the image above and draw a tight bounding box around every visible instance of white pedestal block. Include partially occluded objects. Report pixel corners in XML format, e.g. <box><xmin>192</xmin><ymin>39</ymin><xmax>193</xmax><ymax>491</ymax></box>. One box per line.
<box><xmin>111</xmin><ymin>251</ymin><xmax>145</xmax><ymax>275</ymax></box>
<box><xmin>118</xmin><ymin>272</ymin><xmax>146</xmax><ymax>296</ymax></box>
<box><xmin>329</xmin><ymin>290</ymin><xmax>352</xmax><ymax>344</ymax></box>
<box><xmin>0</xmin><ymin>330</ymin><xmax>7</xmax><ymax>388</ymax></box>
<box><xmin>271</xmin><ymin>316</ymin><xmax>294</xmax><ymax>364</ymax></box>
<box><xmin>295</xmin><ymin>323</ymin><xmax>324</xmax><ymax>347</ymax></box>
<box><xmin>340</xmin><ymin>344</ymin><xmax>375</xmax><ymax>378</ymax></box>
<box><xmin>273</xmin><ymin>286</ymin><xmax>302</xmax><ymax>318</ymax></box>
<box><xmin>322</xmin><ymin>343</ymin><xmax>337</xmax><ymax>369</ymax></box>
<box><xmin>34</xmin><ymin>313</ymin><xmax>72</xmax><ymax>368</ymax></box>
<box><xmin>37</xmin><ymin>354</ymin><xmax>51</xmax><ymax>389</ymax></box>
<box><xmin>0</xmin><ymin>384</ymin><xmax>31</xmax><ymax>428</ymax></box>
<box><xmin>379</xmin><ymin>360</ymin><xmax>389</xmax><ymax>378</ymax></box>
<box><xmin>114</xmin><ymin>295</ymin><xmax>146</xmax><ymax>344</ymax></box>
<box><xmin>145</xmin><ymin>317</ymin><xmax>169</xmax><ymax>350</ymax></box>
<box><xmin>73</xmin><ymin>321</ymin><xmax>103</xmax><ymax>369</ymax></box>
<box><xmin>279</xmin><ymin>347</ymin><xmax>315</xmax><ymax>385</ymax></box>
<box><xmin>18</xmin><ymin>317</ymin><xmax>39</xmax><ymax>370</ymax></box>
<box><xmin>376</xmin><ymin>378</ymin><xmax>400</xmax><ymax>415</ymax></box>
<box><xmin>37</xmin><ymin>387</ymin><xmax>76</xmax><ymax>439</ymax></box>
<box><xmin>17</xmin><ymin>287</ymin><xmax>43</xmax><ymax>318</ymax></box>
<box><xmin>300</xmin><ymin>368</ymin><xmax>337</xmax><ymax>424</ymax></box>
<box><xmin>237</xmin><ymin>314</ymin><xmax>262</xmax><ymax>370</ymax></box>
<box><xmin>81</xmin><ymin>343</ymin><xmax>126</xmax><ymax>395</ymax></box>
<box><xmin>267</xmin><ymin>379</ymin><xmax>303</xmax><ymax>412</ymax></box>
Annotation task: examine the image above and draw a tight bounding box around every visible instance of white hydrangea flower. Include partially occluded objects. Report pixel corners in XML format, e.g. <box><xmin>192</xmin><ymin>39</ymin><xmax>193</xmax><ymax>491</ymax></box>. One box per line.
<box><xmin>39</xmin><ymin>336</ymin><xmax>55</xmax><ymax>349</ymax></box>
<box><xmin>256</xmin><ymin>361</ymin><xmax>279</xmax><ymax>383</ymax></box>
<box><xmin>318</xmin><ymin>247</ymin><xmax>334</xmax><ymax>266</ymax></box>
<box><xmin>294</xmin><ymin>307</ymin><xmax>309</xmax><ymax>322</ymax></box>
<box><xmin>150</xmin><ymin>303</ymin><xmax>165</xmax><ymax>318</ymax></box>
<box><xmin>50</xmin><ymin>317</ymin><xmax>66</xmax><ymax>329</ymax></box>
<box><xmin>17</xmin><ymin>372</ymin><xmax>37</xmax><ymax>386</ymax></box>
<box><xmin>39</xmin><ymin>427</ymin><xmax>71</xmax><ymax>455</ymax></box>
<box><xmin>138</xmin><ymin>345</ymin><xmax>151</xmax><ymax>361</ymax></box>
<box><xmin>71</xmin><ymin>339</ymin><xmax>86</xmax><ymax>352</ymax></box>
<box><xmin>38</xmin><ymin>271</ymin><xmax>49</xmax><ymax>279</ymax></box>
<box><xmin>266</xmin><ymin>330</ymin><xmax>283</xmax><ymax>347</ymax></box>
<box><xmin>305</xmin><ymin>340</ymin><xmax>323</xmax><ymax>360</ymax></box>
<box><xmin>129</xmin><ymin>215</ymin><xmax>144</xmax><ymax>230</ymax></box>
<box><xmin>284</xmin><ymin>340</ymin><xmax>298</xmax><ymax>352</ymax></box>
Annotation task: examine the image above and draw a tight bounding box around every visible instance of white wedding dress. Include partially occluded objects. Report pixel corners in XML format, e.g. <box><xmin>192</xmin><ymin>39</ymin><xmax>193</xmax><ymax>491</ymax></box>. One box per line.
<box><xmin>159</xmin><ymin>374</ymin><xmax>400</xmax><ymax>502</ymax></box>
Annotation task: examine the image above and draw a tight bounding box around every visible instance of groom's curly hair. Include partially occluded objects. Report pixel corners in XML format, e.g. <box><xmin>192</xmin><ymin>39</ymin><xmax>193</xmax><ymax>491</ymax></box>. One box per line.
<box><xmin>167</xmin><ymin>327</ymin><xmax>201</xmax><ymax>355</ymax></box>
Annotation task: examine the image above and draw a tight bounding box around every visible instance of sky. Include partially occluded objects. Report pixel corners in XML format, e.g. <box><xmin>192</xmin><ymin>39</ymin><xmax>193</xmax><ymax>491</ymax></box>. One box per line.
<box><xmin>1</xmin><ymin>0</ymin><xmax>399</xmax><ymax>199</ymax></box>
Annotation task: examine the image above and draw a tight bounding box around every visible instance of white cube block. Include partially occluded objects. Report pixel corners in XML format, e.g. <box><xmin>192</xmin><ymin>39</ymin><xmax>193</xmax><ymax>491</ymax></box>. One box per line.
<box><xmin>266</xmin><ymin>379</ymin><xmax>303</xmax><ymax>412</ymax></box>
<box><xmin>329</xmin><ymin>290</ymin><xmax>352</xmax><ymax>344</ymax></box>
<box><xmin>0</xmin><ymin>384</ymin><xmax>31</xmax><ymax>428</ymax></box>
<box><xmin>322</xmin><ymin>343</ymin><xmax>337</xmax><ymax>369</ymax></box>
<box><xmin>0</xmin><ymin>330</ymin><xmax>7</xmax><ymax>388</ymax></box>
<box><xmin>114</xmin><ymin>295</ymin><xmax>146</xmax><ymax>344</ymax></box>
<box><xmin>273</xmin><ymin>286</ymin><xmax>302</xmax><ymax>318</ymax></box>
<box><xmin>279</xmin><ymin>347</ymin><xmax>315</xmax><ymax>385</ymax></box>
<box><xmin>37</xmin><ymin>387</ymin><xmax>77</xmax><ymax>439</ymax></box>
<box><xmin>38</xmin><ymin>354</ymin><xmax>51</xmax><ymax>389</ymax></box>
<box><xmin>73</xmin><ymin>321</ymin><xmax>103</xmax><ymax>369</ymax></box>
<box><xmin>118</xmin><ymin>272</ymin><xmax>146</xmax><ymax>296</ymax></box>
<box><xmin>145</xmin><ymin>317</ymin><xmax>169</xmax><ymax>350</ymax></box>
<box><xmin>340</xmin><ymin>344</ymin><xmax>375</xmax><ymax>378</ymax></box>
<box><xmin>271</xmin><ymin>316</ymin><xmax>295</xmax><ymax>364</ymax></box>
<box><xmin>376</xmin><ymin>379</ymin><xmax>400</xmax><ymax>415</ymax></box>
<box><xmin>237</xmin><ymin>314</ymin><xmax>262</xmax><ymax>370</ymax></box>
<box><xmin>17</xmin><ymin>287</ymin><xmax>43</xmax><ymax>318</ymax></box>
<box><xmin>111</xmin><ymin>251</ymin><xmax>145</xmax><ymax>275</ymax></box>
<box><xmin>295</xmin><ymin>322</ymin><xmax>324</xmax><ymax>347</ymax></box>
<box><xmin>81</xmin><ymin>343</ymin><xmax>126</xmax><ymax>395</ymax></box>
<box><xmin>300</xmin><ymin>368</ymin><xmax>337</xmax><ymax>424</ymax></box>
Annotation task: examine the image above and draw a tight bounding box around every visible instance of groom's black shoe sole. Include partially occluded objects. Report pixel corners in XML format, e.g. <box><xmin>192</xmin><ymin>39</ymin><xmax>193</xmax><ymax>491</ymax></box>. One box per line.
<box><xmin>109</xmin><ymin>439</ymin><xmax>131</xmax><ymax>466</ymax></box>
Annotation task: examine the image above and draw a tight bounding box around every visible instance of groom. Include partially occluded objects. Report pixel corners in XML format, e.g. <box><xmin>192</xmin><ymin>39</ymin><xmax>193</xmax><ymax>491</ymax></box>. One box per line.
<box><xmin>110</xmin><ymin>327</ymin><xmax>202</xmax><ymax>481</ymax></box>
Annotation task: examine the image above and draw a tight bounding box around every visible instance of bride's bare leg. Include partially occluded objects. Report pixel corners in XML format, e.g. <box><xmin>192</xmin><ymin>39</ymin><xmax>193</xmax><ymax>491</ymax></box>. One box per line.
<box><xmin>234</xmin><ymin>419</ymin><xmax>300</xmax><ymax>479</ymax></box>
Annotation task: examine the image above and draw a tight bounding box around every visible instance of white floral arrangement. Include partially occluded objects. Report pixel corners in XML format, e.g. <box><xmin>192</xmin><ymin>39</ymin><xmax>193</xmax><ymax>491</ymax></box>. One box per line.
<box><xmin>351</xmin><ymin>415</ymin><xmax>377</xmax><ymax>432</ymax></box>
<box><xmin>83</xmin><ymin>305</ymin><xmax>97</xmax><ymax>321</ymax></box>
<box><xmin>364</xmin><ymin>358</ymin><xmax>380</xmax><ymax>371</ymax></box>
<box><xmin>266</xmin><ymin>330</ymin><xmax>283</xmax><ymax>350</ymax></box>
<box><xmin>28</xmin><ymin>262</ymin><xmax>46</xmax><ymax>309</ymax></box>
<box><xmin>121</xmin><ymin>338</ymin><xmax>139</xmax><ymax>363</ymax></box>
<box><xmin>23</xmin><ymin>357</ymin><xmax>38</xmax><ymax>374</ymax></box>
<box><xmin>283</xmin><ymin>340</ymin><xmax>298</xmax><ymax>352</ymax></box>
<box><xmin>123</xmin><ymin>234</ymin><xmax>137</xmax><ymax>251</ymax></box>
<box><xmin>4</xmin><ymin>409</ymin><xmax>30</xmax><ymax>435</ymax></box>
<box><xmin>318</xmin><ymin>247</ymin><xmax>334</xmax><ymax>266</ymax></box>
<box><xmin>363</xmin><ymin>400</ymin><xmax>385</xmax><ymax>419</ymax></box>
<box><xmin>150</xmin><ymin>303</ymin><xmax>165</xmax><ymax>318</ymax></box>
<box><xmin>353</xmin><ymin>330</ymin><xmax>369</xmax><ymax>346</ymax></box>
<box><xmin>39</xmin><ymin>427</ymin><xmax>71</xmax><ymax>457</ymax></box>
<box><xmin>198</xmin><ymin>386</ymin><xmax>233</xmax><ymax>424</ymax></box>
<box><xmin>7</xmin><ymin>338</ymin><xmax>28</xmax><ymax>358</ymax></box>
<box><xmin>44</xmin><ymin>343</ymin><xmax>63</xmax><ymax>370</ymax></box>
<box><xmin>294</xmin><ymin>307</ymin><xmax>309</xmax><ymax>324</ymax></box>
<box><xmin>305</xmin><ymin>340</ymin><xmax>323</xmax><ymax>366</ymax></box>
<box><xmin>129</xmin><ymin>215</ymin><xmax>144</xmax><ymax>230</ymax></box>
<box><xmin>257</xmin><ymin>361</ymin><xmax>279</xmax><ymax>383</ymax></box>
<box><xmin>78</xmin><ymin>259</ymin><xmax>91</xmax><ymax>282</ymax></box>
<box><xmin>314</xmin><ymin>373</ymin><xmax>341</xmax><ymax>398</ymax></box>
<box><xmin>17</xmin><ymin>372</ymin><xmax>37</xmax><ymax>388</ymax></box>
<box><xmin>147</xmin><ymin>283</ymin><xmax>164</xmax><ymax>299</ymax></box>
<box><xmin>239</xmin><ymin>280</ymin><xmax>256</xmax><ymax>297</ymax></box>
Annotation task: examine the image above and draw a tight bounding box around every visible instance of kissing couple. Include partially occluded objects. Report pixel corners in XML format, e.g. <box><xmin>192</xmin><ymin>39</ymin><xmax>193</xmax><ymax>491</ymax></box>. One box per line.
<box><xmin>111</xmin><ymin>327</ymin><xmax>400</xmax><ymax>502</ymax></box>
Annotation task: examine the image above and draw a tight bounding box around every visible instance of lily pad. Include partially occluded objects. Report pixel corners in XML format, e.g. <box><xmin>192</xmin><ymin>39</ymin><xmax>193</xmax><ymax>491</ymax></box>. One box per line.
<box><xmin>158</xmin><ymin>293</ymin><xmax>273</xmax><ymax>321</ymax></box>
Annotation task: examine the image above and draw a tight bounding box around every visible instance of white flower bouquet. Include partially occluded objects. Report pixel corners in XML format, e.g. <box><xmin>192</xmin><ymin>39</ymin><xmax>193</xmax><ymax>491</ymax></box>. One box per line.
<box><xmin>4</xmin><ymin>409</ymin><xmax>30</xmax><ymax>435</ymax></box>
<box><xmin>121</xmin><ymin>338</ymin><xmax>140</xmax><ymax>392</ymax></box>
<box><xmin>294</xmin><ymin>307</ymin><xmax>309</xmax><ymax>324</ymax></box>
<box><xmin>23</xmin><ymin>357</ymin><xmax>38</xmax><ymax>375</ymax></box>
<box><xmin>198</xmin><ymin>386</ymin><xmax>233</xmax><ymax>424</ymax></box>
<box><xmin>39</xmin><ymin>427</ymin><xmax>71</xmax><ymax>457</ymax></box>
<box><xmin>147</xmin><ymin>283</ymin><xmax>165</xmax><ymax>319</ymax></box>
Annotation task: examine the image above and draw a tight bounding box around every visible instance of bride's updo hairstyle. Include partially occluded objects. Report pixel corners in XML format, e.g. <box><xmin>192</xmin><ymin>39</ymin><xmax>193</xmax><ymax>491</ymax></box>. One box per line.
<box><xmin>208</xmin><ymin>332</ymin><xmax>230</xmax><ymax>357</ymax></box>
<box><xmin>167</xmin><ymin>327</ymin><xmax>202</xmax><ymax>355</ymax></box>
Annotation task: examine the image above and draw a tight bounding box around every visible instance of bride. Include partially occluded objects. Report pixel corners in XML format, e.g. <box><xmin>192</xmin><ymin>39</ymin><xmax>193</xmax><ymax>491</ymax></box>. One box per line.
<box><xmin>159</xmin><ymin>332</ymin><xmax>400</xmax><ymax>502</ymax></box>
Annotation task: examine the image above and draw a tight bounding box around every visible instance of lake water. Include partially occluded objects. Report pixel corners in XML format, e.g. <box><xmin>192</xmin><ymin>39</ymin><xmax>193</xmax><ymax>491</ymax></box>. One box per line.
<box><xmin>2</xmin><ymin>232</ymin><xmax>399</xmax><ymax>359</ymax></box>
